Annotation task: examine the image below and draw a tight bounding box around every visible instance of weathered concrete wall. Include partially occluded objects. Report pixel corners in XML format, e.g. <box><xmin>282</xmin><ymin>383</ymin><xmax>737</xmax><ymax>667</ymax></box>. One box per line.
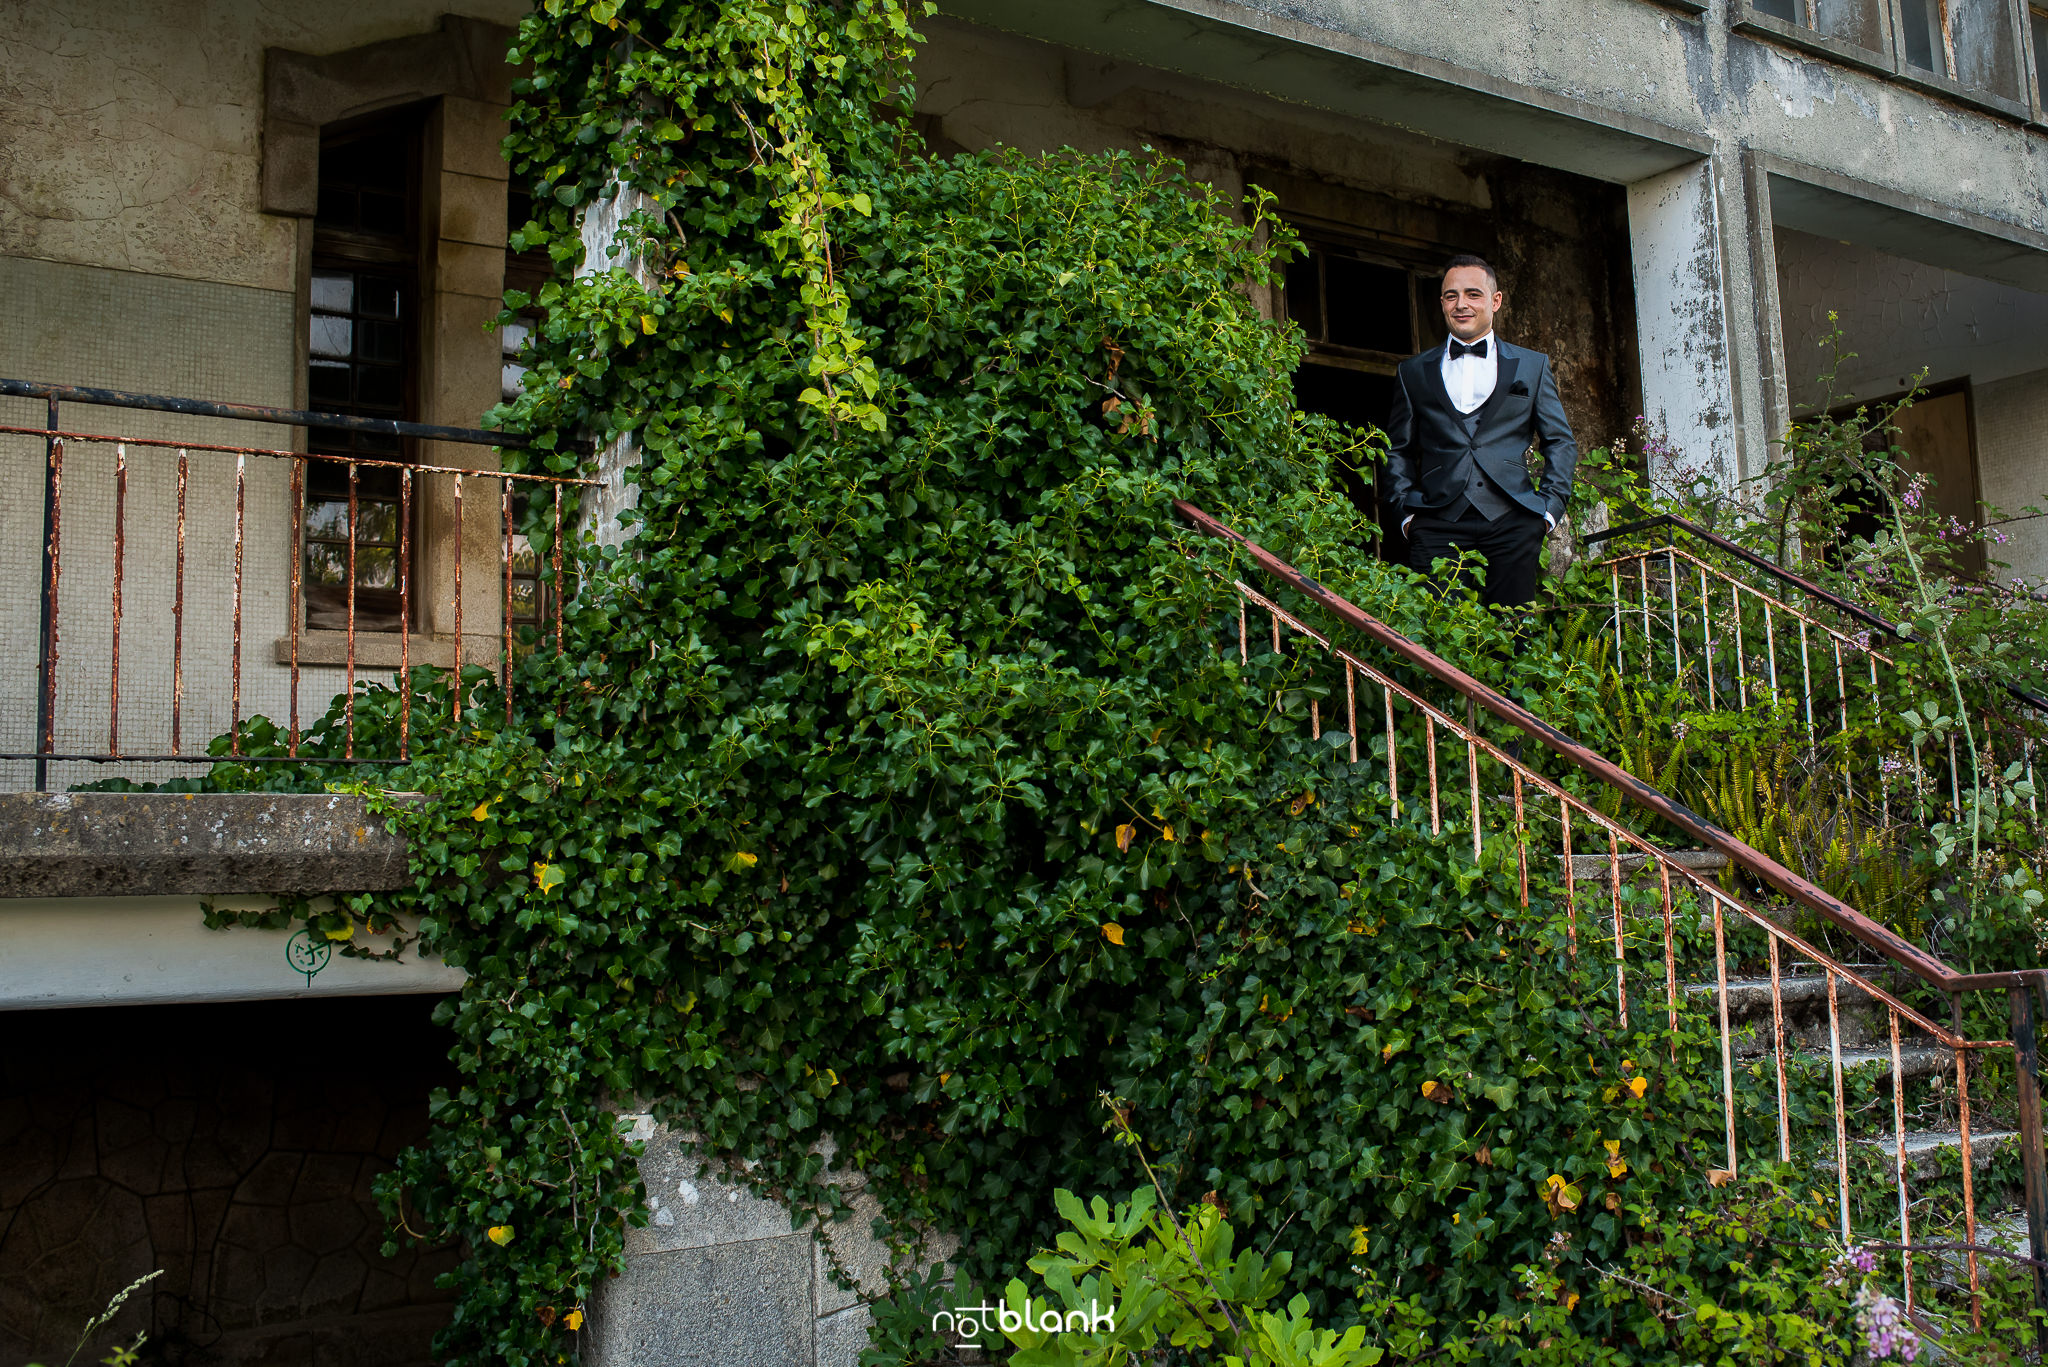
<box><xmin>1973</xmin><ymin>367</ymin><xmax>2048</xmax><ymax>586</ymax></box>
<box><xmin>591</xmin><ymin>1121</ymin><xmax>958</xmax><ymax>1367</ymax></box>
<box><xmin>0</xmin><ymin>0</ymin><xmax>526</xmax><ymax>293</ymax></box>
<box><xmin>0</xmin><ymin>996</ymin><xmax>458</xmax><ymax>1366</ymax></box>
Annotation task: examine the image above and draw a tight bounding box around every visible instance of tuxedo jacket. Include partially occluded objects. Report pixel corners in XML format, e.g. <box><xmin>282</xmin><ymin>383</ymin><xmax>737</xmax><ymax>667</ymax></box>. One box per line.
<box><xmin>1383</xmin><ymin>338</ymin><xmax>1579</xmax><ymax>524</ymax></box>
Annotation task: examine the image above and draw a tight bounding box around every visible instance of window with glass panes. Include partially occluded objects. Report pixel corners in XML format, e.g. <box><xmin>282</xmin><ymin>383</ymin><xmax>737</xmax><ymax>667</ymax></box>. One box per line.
<box><xmin>1281</xmin><ymin>230</ymin><xmax>1452</xmax><ymax>554</ymax></box>
<box><xmin>304</xmin><ymin>110</ymin><xmax>422</xmax><ymax>633</ymax></box>
<box><xmin>1744</xmin><ymin>0</ymin><xmax>1889</xmax><ymax>57</ymax></box>
<box><xmin>1896</xmin><ymin>0</ymin><xmax>2025</xmax><ymax>101</ymax></box>
<box><xmin>2032</xmin><ymin>4</ymin><xmax>2048</xmax><ymax>110</ymax></box>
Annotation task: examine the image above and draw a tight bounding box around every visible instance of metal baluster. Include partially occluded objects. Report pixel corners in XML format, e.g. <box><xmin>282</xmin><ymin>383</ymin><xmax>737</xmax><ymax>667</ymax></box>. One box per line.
<box><xmin>107</xmin><ymin>445</ymin><xmax>125</xmax><ymax>757</ymax></box>
<box><xmin>288</xmin><ymin>458</ymin><xmax>303</xmax><ymax>756</ymax></box>
<box><xmin>230</xmin><ymin>454</ymin><xmax>245</xmax><ymax>756</ymax></box>
<box><xmin>1561</xmin><ymin>804</ymin><xmax>1577</xmax><ymax>959</ymax></box>
<box><xmin>1957</xmin><ymin>1047</ymin><xmax>1981</xmax><ymax>1328</ymax></box>
<box><xmin>346</xmin><ymin>463</ymin><xmax>359</xmax><ymax>758</ymax></box>
<box><xmin>1345</xmin><ymin>660</ymin><xmax>1358</xmax><ymax>764</ymax></box>
<box><xmin>1699</xmin><ymin>566</ymin><xmax>1715</xmax><ymax>709</ymax></box>
<box><xmin>1769</xmin><ymin>934</ymin><xmax>1791</xmax><ymax>1163</ymax></box>
<box><xmin>1610</xmin><ymin>563</ymin><xmax>1623</xmax><ymax>667</ymax></box>
<box><xmin>502</xmin><ymin>481</ymin><xmax>515</xmax><ymax>726</ymax></box>
<box><xmin>1763</xmin><ymin>603</ymin><xmax>1778</xmax><ymax>698</ymax></box>
<box><xmin>1797</xmin><ymin>621</ymin><xmax>1814</xmax><ymax>755</ymax></box>
<box><xmin>552</xmin><ymin>485</ymin><xmax>565</xmax><ymax>657</ymax></box>
<box><xmin>1513</xmin><ymin>771</ymin><xmax>1529</xmax><ymax>910</ymax></box>
<box><xmin>1828</xmin><ymin>970</ymin><xmax>1851</xmax><ymax>1241</ymax></box>
<box><xmin>1732</xmin><ymin>585</ymin><xmax>1747</xmax><ymax>710</ymax></box>
<box><xmin>1238</xmin><ymin>600</ymin><xmax>1247</xmax><ymax>664</ymax></box>
<box><xmin>399</xmin><ymin>469</ymin><xmax>412</xmax><ymax>761</ymax></box>
<box><xmin>1639</xmin><ymin>558</ymin><xmax>1652</xmax><ymax>673</ymax></box>
<box><xmin>1667</xmin><ymin>549</ymin><xmax>1682</xmax><ymax>683</ymax></box>
<box><xmin>1383</xmin><ymin>686</ymin><xmax>1398</xmax><ymax>815</ymax></box>
<box><xmin>1659</xmin><ymin>858</ymin><xmax>1677</xmax><ymax>1058</ymax></box>
<box><xmin>1426</xmin><ymin>715</ymin><xmax>1440</xmax><ymax>836</ymax></box>
<box><xmin>172</xmin><ymin>450</ymin><xmax>186</xmax><ymax>756</ymax></box>
<box><xmin>1609</xmin><ymin>830</ymin><xmax>1627</xmax><ymax>1026</ymax></box>
<box><xmin>1833</xmin><ymin>637</ymin><xmax>1852</xmax><ymax>812</ymax></box>
<box><xmin>33</xmin><ymin>397</ymin><xmax>60</xmax><ymax>788</ymax></box>
<box><xmin>453</xmin><ymin>473</ymin><xmax>465</xmax><ymax>725</ymax></box>
<box><xmin>1889</xmin><ymin>1009</ymin><xmax>1912</xmax><ymax>1311</ymax></box>
<box><xmin>1714</xmin><ymin>892</ymin><xmax>1736</xmax><ymax>1179</ymax></box>
<box><xmin>1466</xmin><ymin>740</ymin><xmax>1480</xmax><ymax>861</ymax></box>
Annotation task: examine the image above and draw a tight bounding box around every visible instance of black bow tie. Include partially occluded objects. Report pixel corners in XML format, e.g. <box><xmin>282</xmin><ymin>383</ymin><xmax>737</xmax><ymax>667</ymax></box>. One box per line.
<box><xmin>1447</xmin><ymin>338</ymin><xmax>1489</xmax><ymax>360</ymax></box>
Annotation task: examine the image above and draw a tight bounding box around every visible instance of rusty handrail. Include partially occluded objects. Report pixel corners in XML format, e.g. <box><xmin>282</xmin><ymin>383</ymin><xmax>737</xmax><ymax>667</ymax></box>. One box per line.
<box><xmin>1586</xmin><ymin>511</ymin><xmax>2048</xmax><ymax>716</ymax></box>
<box><xmin>1172</xmin><ymin>497</ymin><xmax>2041</xmax><ymax>995</ymax></box>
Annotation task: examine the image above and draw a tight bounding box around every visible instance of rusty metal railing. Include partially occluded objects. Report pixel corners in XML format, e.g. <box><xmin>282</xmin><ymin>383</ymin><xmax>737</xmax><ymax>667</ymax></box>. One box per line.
<box><xmin>1174</xmin><ymin>497</ymin><xmax>2048</xmax><ymax>1338</ymax></box>
<box><xmin>1584</xmin><ymin>513</ymin><xmax>2046</xmax><ymax>833</ymax></box>
<box><xmin>2</xmin><ymin>379</ymin><xmax>596</xmax><ymax>790</ymax></box>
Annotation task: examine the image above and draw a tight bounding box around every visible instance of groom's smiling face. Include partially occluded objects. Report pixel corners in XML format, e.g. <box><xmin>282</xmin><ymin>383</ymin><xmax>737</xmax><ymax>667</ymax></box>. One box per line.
<box><xmin>1440</xmin><ymin>265</ymin><xmax>1502</xmax><ymax>343</ymax></box>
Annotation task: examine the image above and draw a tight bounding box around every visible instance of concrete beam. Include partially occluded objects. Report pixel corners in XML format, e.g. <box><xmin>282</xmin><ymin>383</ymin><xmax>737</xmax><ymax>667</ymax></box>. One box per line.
<box><xmin>0</xmin><ymin>792</ymin><xmax>414</xmax><ymax>898</ymax></box>
<box><xmin>938</xmin><ymin>0</ymin><xmax>1714</xmax><ymax>184</ymax></box>
<box><xmin>1757</xmin><ymin>152</ymin><xmax>2048</xmax><ymax>295</ymax></box>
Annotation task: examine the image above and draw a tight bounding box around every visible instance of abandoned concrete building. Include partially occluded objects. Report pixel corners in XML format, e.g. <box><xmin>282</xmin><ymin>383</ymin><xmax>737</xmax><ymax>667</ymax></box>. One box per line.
<box><xmin>2</xmin><ymin>0</ymin><xmax>2045</xmax><ymax>1362</ymax></box>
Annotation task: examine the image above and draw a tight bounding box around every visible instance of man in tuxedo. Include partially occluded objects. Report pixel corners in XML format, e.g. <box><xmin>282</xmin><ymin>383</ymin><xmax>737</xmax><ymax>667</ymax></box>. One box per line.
<box><xmin>1384</xmin><ymin>255</ymin><xmax>1578</xmax><ymax>610</ymax></box>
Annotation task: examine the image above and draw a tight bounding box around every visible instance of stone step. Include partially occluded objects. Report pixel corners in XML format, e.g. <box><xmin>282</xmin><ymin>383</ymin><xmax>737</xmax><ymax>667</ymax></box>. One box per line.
<box><xmin>1562</xmin><ymin>849</ymin><xmax>1730</xmax><ymax>884</ymax></box>
<box><xmin>1815</xmin><ymin>1129</ymin><xmax>2020</xmax><ymax>1179</ymax></box>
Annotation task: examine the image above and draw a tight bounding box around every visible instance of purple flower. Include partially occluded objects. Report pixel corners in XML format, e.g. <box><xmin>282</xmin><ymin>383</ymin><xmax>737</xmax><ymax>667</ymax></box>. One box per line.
<box><xmin>1854</xmin><ymin>1283</ymin><xmax>1919</xmax><ymax>1361</ymax></box>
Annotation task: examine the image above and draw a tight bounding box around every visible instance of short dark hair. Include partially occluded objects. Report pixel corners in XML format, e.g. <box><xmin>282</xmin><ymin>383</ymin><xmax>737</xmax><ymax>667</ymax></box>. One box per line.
<box><xmin>1442</xmin><ymin>254</ymin><xmax>1500</xmax><ymax>291</ymax></box>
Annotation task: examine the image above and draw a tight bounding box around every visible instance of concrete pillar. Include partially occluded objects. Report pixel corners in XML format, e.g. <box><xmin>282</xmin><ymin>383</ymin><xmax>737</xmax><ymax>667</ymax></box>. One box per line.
<box><xmin>575</xmin><ymin>182</ymin><xmax>657</xmax><ymax>547</ymax></box>
<box><xmin>1626</xmin><ymin>156</ymin><xmax>1748</xmax><ymax>488</ymax></box>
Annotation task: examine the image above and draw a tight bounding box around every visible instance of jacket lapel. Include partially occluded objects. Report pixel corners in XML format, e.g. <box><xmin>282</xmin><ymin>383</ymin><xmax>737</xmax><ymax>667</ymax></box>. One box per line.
<box><xmin>1470</xmin><ymin>340</ymin><xmax>1521</xmax><ymax>433</ymax></box>
<box><xmin>1418</xmin><ymin>342</ymin><xmax>1454</xmax><ymax>417</ymax></box>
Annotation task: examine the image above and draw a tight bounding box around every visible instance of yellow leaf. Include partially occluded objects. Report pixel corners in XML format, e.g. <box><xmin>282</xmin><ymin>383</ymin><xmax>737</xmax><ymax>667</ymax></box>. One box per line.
<box><xmin>1452</xmin><ymin>1212</ymin><xmax>1460</xmax><ymax>1224</ymax></box>
<box><xmin>1347</xmin><ymin>918</ymin><xmax>1367</xmax><ymax>934</ymax></box>
<box><xmin>640</xmin><ymin>314</ymin><xmax>656</xmax><ymax>334</ymax></box>
<box><xmin>472</xmin><ymin>801</ymin><xmax>491</xmax><ymax>821</ymax></box>
<box><xmin>824</xmin><ymin>1068</ymin><xmax>838</xmax><ymax>1086</ymax></box>
<box><xmin>1102</xmin><ymin>922</ymin><xmax>1125</xmax><ymax>946</ymax></box>
<box><xmin>717</xmin><ymin>307</ymin><xmax>733</xmax><ymax>323</ymax></box>
<box><xmin>1628</xmin><ymin>1076</ymin><xmax>1648</xmax><ymax>1099</ymax></box>
<box><xmin>1420</xmin><ymin>1080</ymin><xmax>1438</xmax><ymax>1099</ymax></box>
<box><xmin>1161</xmin><ymin>824</ymin><xmax>1176</xmax><ymax>842</ymax></box>
<box><xmin>1621</xmin><ymin>1058</ymin><xmax>1635</xmax><ymax>1071</ymax></box>
<box><xmin>565</xmin><ymin>1309</ymin><xmax>585</xmax><ymax>1332</ymax></box>
<box><xmin>1564</xmin><ymin>1291</ymin><xmax>1581</xmax><ymax>1312</ymax></box>
<box><xmin>324</xmin><ymin>919</ymin><xmax>354</xmax><ymax>942</ymax></box>
<box><xmin>486</xmin><ymin>1225</ymin><xmax>514</xmax><ymax>1246</ymax></box>
<box><xmin>1350</xmin><ymin>1224</ymin><xmax>1370</xmax><ymax>1255</ymax></box>
<box><xmin>1115</xmin><ymin>823</ymin><xmax>1136</xmax><ymax>853</ymax></box>
<box><xmin>939</xmin><ymin>1071</ymin><xmax>952</xmax><ymax>1086</ymax></box>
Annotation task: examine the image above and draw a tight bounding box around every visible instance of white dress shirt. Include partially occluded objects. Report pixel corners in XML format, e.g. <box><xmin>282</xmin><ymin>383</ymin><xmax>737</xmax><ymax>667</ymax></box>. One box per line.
<box><xmin>1440</xmin><ymin>330</ymin><xmax>1498</xmax><ymax>413</ymax></box>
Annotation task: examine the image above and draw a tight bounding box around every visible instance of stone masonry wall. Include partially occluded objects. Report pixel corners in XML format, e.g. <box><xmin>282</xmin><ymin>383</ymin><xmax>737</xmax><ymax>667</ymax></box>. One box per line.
<box><xmin>0</xmin><ymin>995</ymin><xmax>458</xmax><ymax>1367</ymax></box>
<box><xmin>589</xmin><ymin>1120</ymin><xmax>958</xmax><ymax>1367</ymax></box>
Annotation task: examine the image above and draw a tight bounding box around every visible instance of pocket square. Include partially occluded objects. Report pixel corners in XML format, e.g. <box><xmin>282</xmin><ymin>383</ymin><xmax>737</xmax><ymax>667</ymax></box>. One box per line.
<box><xmin>1507</xmin><ymin>381</ymin><xmax>1530</xmax><ymax>396</ymax></box>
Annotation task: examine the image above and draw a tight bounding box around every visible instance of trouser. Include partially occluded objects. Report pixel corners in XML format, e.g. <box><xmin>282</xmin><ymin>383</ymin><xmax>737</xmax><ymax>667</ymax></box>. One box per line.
<box><xmin>1405</xmin><ymin>505</ymin><xmax>1547</xmax><ymax>610</ymax></box>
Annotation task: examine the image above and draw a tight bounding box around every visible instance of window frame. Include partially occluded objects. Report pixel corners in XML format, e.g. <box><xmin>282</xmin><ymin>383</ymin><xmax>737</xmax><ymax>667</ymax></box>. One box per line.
<box><xmin>1731</xmin><ymin>0</ymin><xmax>2035</xmax><ymax>121</ymax></box>
<box><xmin>1731</xmin><ymin>0</ymin><xmax>1901</xmax><ymax>78</ymax></box>
<box><xmin>1280</xmin><ymin>222</ymin><xmax>1447</xmax><ymax>379</ymax></box>
<box><xmin>2025</xmin><ymin>1</ymin><xmax>2048</xmax><ymax>124</ymax></box>
<box><xmin>302</xmin><ymin>107</ymin><xmax>429</xmax><ymax>637</ymax></box>
<box><xmin>1884</xmin><ymin>0</ymin><xmax>2034</xmax><ymax>120</ymax></box>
